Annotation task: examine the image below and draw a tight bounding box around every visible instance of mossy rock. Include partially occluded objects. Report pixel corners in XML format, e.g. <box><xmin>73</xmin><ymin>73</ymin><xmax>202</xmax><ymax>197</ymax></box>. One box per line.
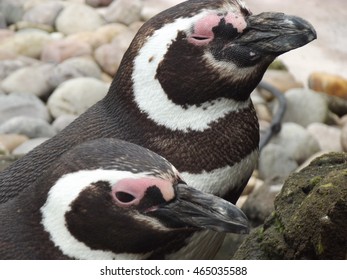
<box><xmin>234</xmin><ymin>152</ymin><xmax>347</xmax><ymax>259</ymax></box>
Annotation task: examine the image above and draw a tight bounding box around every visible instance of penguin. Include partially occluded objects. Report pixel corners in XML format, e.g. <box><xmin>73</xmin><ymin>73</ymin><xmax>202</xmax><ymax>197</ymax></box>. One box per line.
<box><xmin>0</xmin><ymin>0</ymin><xmax>316</xmax><ymax>258</ymax></box>
<box><xmin>0</xmin><ymin>138</ymin><xmax>249</xmax><ymax>260</ymax></box>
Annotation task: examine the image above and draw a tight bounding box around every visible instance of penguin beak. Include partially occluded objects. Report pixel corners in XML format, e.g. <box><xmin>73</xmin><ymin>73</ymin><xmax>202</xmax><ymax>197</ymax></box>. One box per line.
<box><xmin>151</xmin><ymin>184</ymin><xmax>249</xmax><ymax>234</ymax></box>
<box><xmin>243</xmin><ymin>12</ymin><xmax>317</xmax><ymax>55</ymax></box>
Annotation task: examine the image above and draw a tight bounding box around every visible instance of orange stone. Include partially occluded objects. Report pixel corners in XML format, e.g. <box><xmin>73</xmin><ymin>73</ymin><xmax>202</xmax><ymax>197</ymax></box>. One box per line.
<box><xmin>308</xmin><ymin>72</ymin><xmax>347</xmax><ymax>100</ymax></box>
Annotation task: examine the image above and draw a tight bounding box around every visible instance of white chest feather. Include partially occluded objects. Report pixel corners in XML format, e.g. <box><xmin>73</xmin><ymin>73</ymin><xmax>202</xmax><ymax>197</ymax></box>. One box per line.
<box><xmin>181</xmin><ymin>150</ymin><xmax>258</xmax><ymax>196</ymax></box>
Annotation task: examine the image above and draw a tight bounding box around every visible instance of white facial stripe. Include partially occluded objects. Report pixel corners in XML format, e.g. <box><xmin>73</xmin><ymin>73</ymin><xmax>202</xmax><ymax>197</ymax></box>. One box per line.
<box><xmin>181</xmin><ymin>149</ymin><xmax>258</xmax><ymax>196</ymax></box>
<box><xmin>203</xmin><ymin>52</ymin><xmax>256</xmax><ymax>81</ymax></box>
<box><xmin>132</xmin><ymin>213</ymin><xmax>171</xmax><ymax>232</ymax></box>
<box><xmin>40</xmin><ymin>169</ymin><xmax>152</xmax><ymax>260</ymax></box>
<box><xmin>132</xmin><ymin>14</ymin><xmax>251</xmax><ymax>132</ymax></box>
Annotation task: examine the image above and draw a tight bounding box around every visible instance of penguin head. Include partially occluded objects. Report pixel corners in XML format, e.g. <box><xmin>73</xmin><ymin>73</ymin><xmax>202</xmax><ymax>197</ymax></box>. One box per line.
<box><xmin>116</xmin><ymin>0</ymin><xmax>316</xmax><ymax>116</ymax></box>
<box><xmin>40</xmin><ymin>138</ymin><xmax>248</xmax><ymax>259</ymax></box>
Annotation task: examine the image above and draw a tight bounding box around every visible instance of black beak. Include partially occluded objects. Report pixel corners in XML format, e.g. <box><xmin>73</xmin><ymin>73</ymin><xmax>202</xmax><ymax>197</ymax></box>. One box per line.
<box><xmin>150</xmin><ymin>184</ymin><xmax>249</xmax><ymax>234</ymax></box>
<box><xmin>244</xmin><ymin>12</ymin><xmax>317</xmax><ymax>55</ymax></box>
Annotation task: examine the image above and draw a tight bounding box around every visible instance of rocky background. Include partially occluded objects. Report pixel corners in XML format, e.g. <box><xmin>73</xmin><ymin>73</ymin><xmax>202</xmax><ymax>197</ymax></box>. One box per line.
<box><xmin>0</xmin><ymin>0</ymin><xmax>346</xmax><ymax>259</ymax></box>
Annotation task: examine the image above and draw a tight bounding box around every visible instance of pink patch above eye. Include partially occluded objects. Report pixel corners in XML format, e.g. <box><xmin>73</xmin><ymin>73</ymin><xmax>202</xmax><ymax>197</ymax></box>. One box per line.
<box><xmin>111</xmin><ymin>177</ymin><xmax>175</xmax><ymax>208</ymax></box>
<box><xmin>188</xmin><ymin>12</ymin><xmax>247</xmax><ymax>46</ymax></box>
<box><xmin>224</xmin><ymin>13</ymin><xmax>247</xmax><ymax>33</ymax></box>
<box><xmin>189</xmin><ymin>14</ymin><xmax>220</xmax><ymax>44</ymax></box>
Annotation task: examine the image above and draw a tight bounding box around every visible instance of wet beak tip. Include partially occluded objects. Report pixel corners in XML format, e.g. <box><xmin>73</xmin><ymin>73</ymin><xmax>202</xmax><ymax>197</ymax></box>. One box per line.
<box><xmin>286</xmin><ymin>14</ymin><xmax>317</xmax><ymax>41</ymax></box>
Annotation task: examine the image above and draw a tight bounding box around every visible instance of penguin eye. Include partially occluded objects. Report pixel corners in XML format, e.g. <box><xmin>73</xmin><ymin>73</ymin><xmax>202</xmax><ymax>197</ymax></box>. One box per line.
<box><xmin>115</xmin><ymin>191</ymin><xmax>136</xmax><ymax>204</ymax></box>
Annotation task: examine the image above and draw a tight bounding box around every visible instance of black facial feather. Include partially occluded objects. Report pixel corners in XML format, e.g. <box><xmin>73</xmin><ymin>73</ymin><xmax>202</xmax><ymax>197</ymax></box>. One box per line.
<box><xmin>209</xmin><ymin>16</ymin><xmax>263</xmax><ymax>67</ymax></box>
<box><xmin>212</xmin><ymin>17</ymin><xmax>240</xmax><ymax>40</ymax></box>
<box><xmin>137</xmin><ymin>186</ymin><xmax>167</xmax><ymax>211</ymax></box>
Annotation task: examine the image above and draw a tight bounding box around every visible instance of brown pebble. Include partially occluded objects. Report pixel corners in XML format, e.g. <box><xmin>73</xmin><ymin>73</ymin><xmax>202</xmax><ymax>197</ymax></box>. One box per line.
<box><xmin>309</xmin><ymin>72</ymin><xmax>347</xmax><ymax>100</ymax></box>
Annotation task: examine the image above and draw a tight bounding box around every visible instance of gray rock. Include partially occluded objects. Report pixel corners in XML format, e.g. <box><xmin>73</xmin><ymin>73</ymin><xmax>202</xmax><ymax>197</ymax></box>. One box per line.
<box><xmin>278</xmin><ymin>88</ymin><xmax>330</xmax><ymax>127</ymax></box>
<box><xmin>269</xmin><ymin>122</ymin><xmax>321</xmax><ymax>164</ymax></box>
<box><xmin>52</xmin><ymin>114</ymin><xmax>78</xmax><ymax>132</ymax></box>
<box><xmin>56</xmin><ymin>3</ymin><xmax>105</xmax><ymax>35</ymax></box>
<box><xmin>48</xmin><ymin>57</ymin><xmax>102</xmax><ymax>88</ymax></box>
<box><xmin>0</xmin><ymin>93</ymin><xmax>51</xmax><ymax>124</ymax></box>
<box><xmin>0</xmin><ymin>59</ymin><xmax>27</xmax><ymax>80</ymax></box>
<box><xmin>323</xmin><ymin>93</ymin><xmax>347</xmax><ymax>117</ymax></box>
<box><xmin>47</xmin><ymin>77</ymin><xmax>109</xmax><ymax>118</ymax></box>
<box><xmin>0</xmin><ymin>29</ymin><xmax>52</xmax><ymax>58</ymax></box>
<box><xmin>1</xmin><ymin>64</ymin><xmax>54</xmax><ymax>97</ymax></box>
<box><xmin>307</xmin><ymin>123</ymin><xmax>343</xmax><ymax>152</ymax></box>
<box><xmin>0</xmin><ymin>117</ymin><xmax>56</xmax><ymax>139</ymax></box>
<box><xmin>23</xmin><ymin>1</ymin><xmax>64</xmax><ymax>27</ymax></box>
<box><xmin>242</xmin><ymin>178</ymin><xmax>283</xmax><ymax>227</ymax></box>
<box><xmin>86</xmin><ymin>0</ymin><xmax>113</xmax><ymax>8</ymax></box>
<box><xmin>0</xmin><ymin>12</ymin><xmax>6</xmax><ymax>28</ymax></box>
<box><xmin>12</xmin><ymin>138</ymin><xmax>50</xmax><ymax>155</ymax></box>
<box><xmin>104</xmin><ymin>0</ymin><xmax>143</xmax><ymax>25</ymax></box>
<box><xmin>258</xmin><ymin>143</ymin><xmax>298</xmax><ymax>180</ymax></box>
<box><xmin>0</xmin><ymin>0</ymin><xmax>25</xmax><ymax>25</ymax></box>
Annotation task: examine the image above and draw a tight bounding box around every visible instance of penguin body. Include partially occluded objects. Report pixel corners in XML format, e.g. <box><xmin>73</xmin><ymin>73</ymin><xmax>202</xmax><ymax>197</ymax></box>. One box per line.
<box><xmin>0</xmin><ymin>138</ymin><xmax>249</xmax><ymax>259</ymax></box>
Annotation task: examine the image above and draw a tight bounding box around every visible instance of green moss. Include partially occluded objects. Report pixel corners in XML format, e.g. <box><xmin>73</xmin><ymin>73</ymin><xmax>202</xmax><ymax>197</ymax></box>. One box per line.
<box><xmin>273</xmin><ymin>212</ymin><xmax>285</xmax><ymax>234</ymax></box>
<box><xmin>269</xmin><ymin>60</ymin><xmax>288</xmax><ymax>70</ymax></box>
<box><xmin>320</xmin><ymin>183</ymin><xmax>335</xmax><ymax>188</ymax></box>
<box><xmin>315</xmin><ymin>238</ymin><xmax>325</xmax><ymax>255</ymax></box>
<box><xmin>309</xmin><ymin>176</ymin><xmax>323</xmax><ymax>187</ymax></box>
<box><xmin>257</xmin><ymin>227</ymin><xmax>265</xmax><ymax>242</ymax></box>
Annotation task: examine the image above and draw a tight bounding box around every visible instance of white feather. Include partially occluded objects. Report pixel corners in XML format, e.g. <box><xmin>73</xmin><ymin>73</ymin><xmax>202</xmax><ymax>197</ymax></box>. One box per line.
<box><xmin>181</xmin><ymin>150</ymin><xmax>259</xmax><ymax>196</ymax></box>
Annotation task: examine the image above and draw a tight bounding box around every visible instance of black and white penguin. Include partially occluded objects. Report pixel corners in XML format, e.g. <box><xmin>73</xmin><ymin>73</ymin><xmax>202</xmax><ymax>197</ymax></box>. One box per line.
<box><xmin>0</xmin><ymin>138</ymin><xmax>249</xmax><ymax>259</ymax></box>
<box><xmin>0</xmin><ymin>0</ymin><xmax>316</xmax><ymax>258</ymax></box>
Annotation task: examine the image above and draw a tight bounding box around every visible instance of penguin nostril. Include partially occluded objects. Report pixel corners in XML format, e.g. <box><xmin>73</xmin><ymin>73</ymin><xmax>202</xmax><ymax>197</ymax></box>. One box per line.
<box><xmin>192</xmin><ymin>36</ymin><xmax>210</xmax><ymax>41</ymax></box>
<box><xmin>188</xmin><ymin>35</ymin><xmax>212</xmax><ymax>46</ymax></box>
<box><xmin>115</xmin><ymin>192</ymin><xmax>135</xmax><ymax>203</ymax></box>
